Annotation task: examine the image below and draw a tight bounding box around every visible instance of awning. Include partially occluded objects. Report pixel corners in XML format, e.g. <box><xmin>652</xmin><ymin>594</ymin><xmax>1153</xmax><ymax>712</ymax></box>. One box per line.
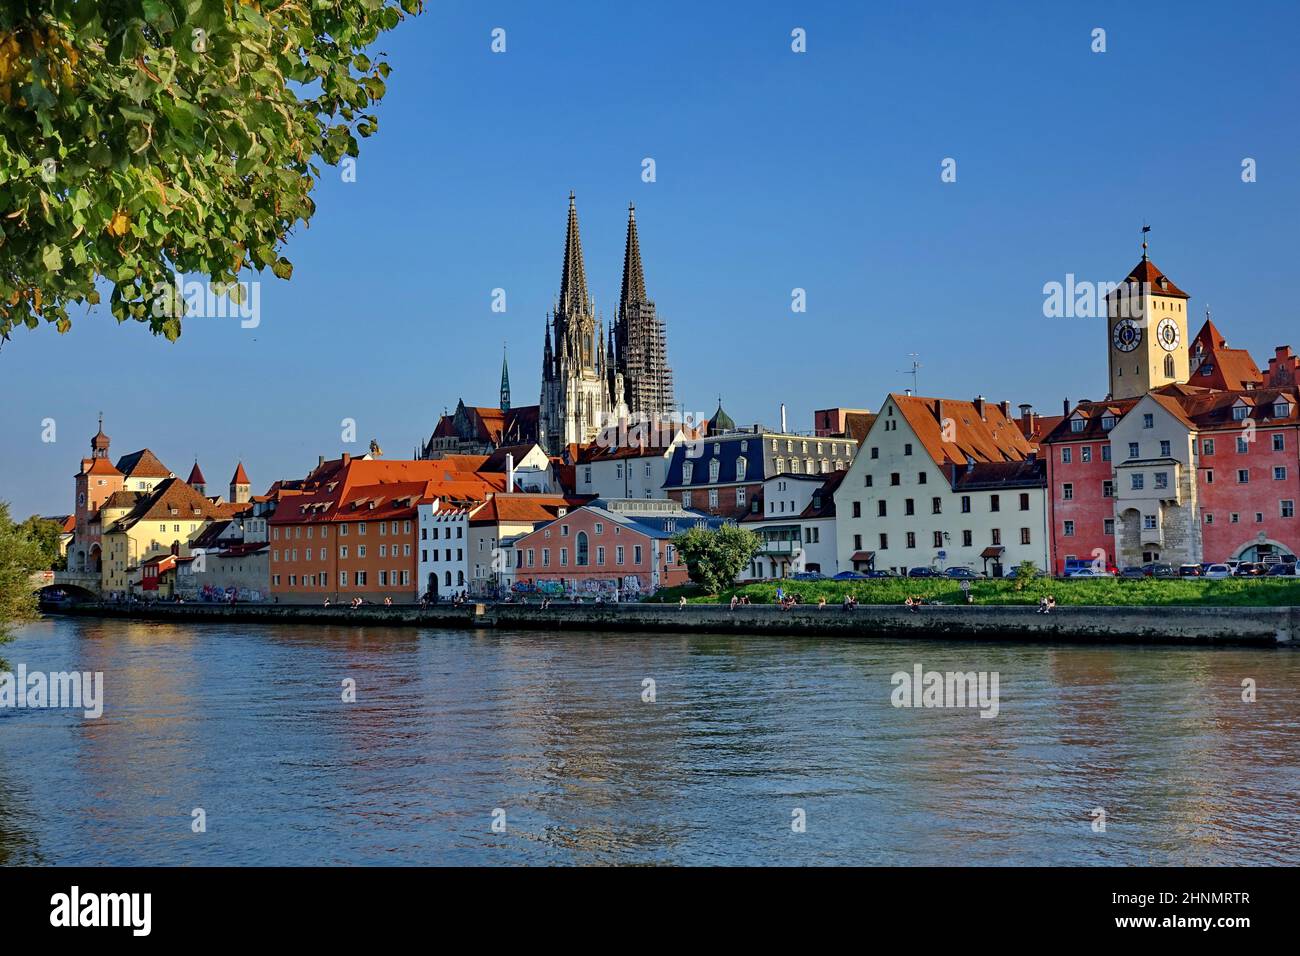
<box><xmin>850</xmin><ymin>551</ymin><xmax>875</xmax><ymax>562</ymax></box>
<box><xmin>980</xmin><ymin>546</ymin><xmax>1005</xmax><ymax>559</ymax></box>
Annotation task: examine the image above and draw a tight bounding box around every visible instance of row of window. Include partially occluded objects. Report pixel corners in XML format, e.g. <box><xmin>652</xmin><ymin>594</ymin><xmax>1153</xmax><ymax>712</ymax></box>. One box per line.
<box><xmin>517</xmin><ymin>544</ymin><xmax>644</xmax><ymax>568</ymax></box>
<box><xmin>420</xmin><ymin>525</ymin><xmax>464</xmax><ymax>540</ymax></box>
<box><xmin>851</xmin><ymin>493</ymin><xmax>1031</xmax><ymax>517</ymax></box>
<box><xmin>681</xmin><ymin>488</ymin><xmax>736</xmax><ymax>509</ymax></box>
<box><xmin>272</xmin><ymin>521</ymin><xmax>414</xmax><ymax>540</ymax></box>
<box><xmin>420</xmin><ymin>549</ymin><xmax>464</xmax><ymax>563</ymax></box>
<box><xmin>272</xmin><ymin>570</ymin><xmax>412</xmax><ymax>588</ymax></box>
<box><xmin>850</xmin><ymin>528</ymin><xmax>1027</xmax><ymax>550</ymax></box>
<box><xmin>1059</xmin><ymin>502</ymin><xmax>1296</xmax><ymax>536</ymax></box>
<box><xmin>273</xmin><ymin>544</ymin><xmax>415</xmax><ymax>562</ymax></box>
<box><xmin>1061</xmin><ymin>432</ymin><xmax>1289</xmax><ymax>463</ymax></box>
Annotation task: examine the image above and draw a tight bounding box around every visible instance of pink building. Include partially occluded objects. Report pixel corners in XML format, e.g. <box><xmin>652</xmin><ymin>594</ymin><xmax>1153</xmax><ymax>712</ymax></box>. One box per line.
<box><xmin>508</xmin><ymin>499</ymin><xmax>723</xmax><ymax>597</ymax></box>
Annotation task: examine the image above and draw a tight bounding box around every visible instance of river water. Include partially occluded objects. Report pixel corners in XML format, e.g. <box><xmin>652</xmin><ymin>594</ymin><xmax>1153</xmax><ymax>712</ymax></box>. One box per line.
<box><xmin>0</xmin><ymin>616</ymin><xmax>1296</xmax><ymax>866</ymax></box>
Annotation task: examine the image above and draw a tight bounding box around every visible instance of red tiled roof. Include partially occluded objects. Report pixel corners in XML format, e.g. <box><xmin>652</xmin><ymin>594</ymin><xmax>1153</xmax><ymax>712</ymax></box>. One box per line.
<box><xmin>469</xmin><ymin>494</ymin><xmax>590</xmax><ymax>524</ymax></box>
<box><xmin>891</xmin><ymin>394</ymin><xmax>1037</xmax><ymax>467</ymax></box>
<box><xmin>1119</xmin><ymin>257</ymin><xmax>1189</xmax><ymax>299</ymax></box>
<box><xmin>104</xmin><ymin>477</ymin><xmax>223</xmax><ymax>533</ymax></box>
<box><xmin>187</xmin><ymin>461</ymin><xmax>206</xmax><ymax>485</ymax></box>
<box><xmin>82</xmin><ymin>457</ymin><xmax>123</xmax><ymax>477</ymax></box>
<box><xmin>231</xmin><ymin>461</ymin><xmax>250</xmax><ymax>485</ymax></box>
<box><xmin>1189</xmin><ymin>318</ymin><xmax>1263</xmax><ymax>391</ymax></box>
<box><xmin>115</xmin><ymin>448</ymin><xmax>172</xmax><ymax>478</ymax></box>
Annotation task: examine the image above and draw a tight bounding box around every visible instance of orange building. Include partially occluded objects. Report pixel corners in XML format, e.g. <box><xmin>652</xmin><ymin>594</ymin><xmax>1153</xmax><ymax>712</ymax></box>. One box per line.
<box><xmin>268</xmin><ymin>454</ymin><xmax>503</xmax><ymax>604</ymax></box>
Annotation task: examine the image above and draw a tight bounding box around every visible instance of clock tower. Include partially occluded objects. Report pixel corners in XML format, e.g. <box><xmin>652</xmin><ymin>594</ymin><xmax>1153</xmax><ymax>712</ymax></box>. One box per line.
<box><xmin>1104</xmin><ymin>239</ymin><xmax>1191</xmax><ymax>400</ymax></box>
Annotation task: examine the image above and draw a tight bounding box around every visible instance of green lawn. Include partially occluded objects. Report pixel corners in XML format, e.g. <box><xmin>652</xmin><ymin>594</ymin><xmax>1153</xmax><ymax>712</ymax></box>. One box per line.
<box><xmin>646</xmin><ymin>577</ymin><xmax>1300</xmax><ymax>608</ymax></box>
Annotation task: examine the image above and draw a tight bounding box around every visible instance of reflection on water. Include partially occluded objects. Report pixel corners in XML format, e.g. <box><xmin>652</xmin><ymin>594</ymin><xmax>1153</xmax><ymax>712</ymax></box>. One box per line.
<box><xmin>0</xmin><ymin>617</ymin><xmax>1296</xmax><ymax>865</ymax></box>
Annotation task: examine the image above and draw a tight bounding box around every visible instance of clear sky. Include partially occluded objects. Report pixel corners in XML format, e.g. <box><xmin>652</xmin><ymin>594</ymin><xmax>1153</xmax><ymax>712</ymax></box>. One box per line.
<box><xmin>4</xmin><ymin>0</ymin><xmax>1298</xmax><ymax>518</ymax></box>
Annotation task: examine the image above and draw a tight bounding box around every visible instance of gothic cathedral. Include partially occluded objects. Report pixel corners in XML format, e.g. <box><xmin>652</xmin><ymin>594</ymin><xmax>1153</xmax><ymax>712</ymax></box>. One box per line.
<box><xmin>539</xmin><ymin>193</ymin><xmax>674</xmax><ymax>452</ymax></box>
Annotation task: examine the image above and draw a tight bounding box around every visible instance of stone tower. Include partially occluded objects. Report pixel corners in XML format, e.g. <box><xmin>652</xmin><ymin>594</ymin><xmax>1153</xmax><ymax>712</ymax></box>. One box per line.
<box><xmin>230</xmin><ymin>461</ymin><xmax>251</xmax><ymax>504</ymax></box>
<box><xmin>540</xmin><ymin>192</ymin><xmax>616</xmax><ymax>451</ymax></box>
<box><xmin>610</xmin><ymin>203</ymin><xmax>673</xmax><ymax>427</ymax></box>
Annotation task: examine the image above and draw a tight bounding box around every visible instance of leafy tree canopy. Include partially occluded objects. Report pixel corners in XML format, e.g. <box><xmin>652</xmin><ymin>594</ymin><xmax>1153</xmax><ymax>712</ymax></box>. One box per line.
<box><xmin>672</xmin><ymin>524</ymin><xmax>760</xmax><ymax>595</ymax></box>
<box><xmin>0</xmin><ymin>0</ymin><xmax>419</xmax><ymax>342</ymax></box>
<box><xmin>0</xmin><ymin>502</ymin><xmax>48</xmax><ymax>643</ymax></box>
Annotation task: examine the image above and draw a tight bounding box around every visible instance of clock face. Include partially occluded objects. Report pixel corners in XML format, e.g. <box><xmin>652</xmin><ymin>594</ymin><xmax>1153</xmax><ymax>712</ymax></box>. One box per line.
<box><xmin>1157</xmin><ymin>317</ymin><xmax>1181</xmax><ymax>351</ymax></box>
<box><xmin>1113</xmin><ymin>319</ymin><xmax>1142</xmax><ymax>353</ymax></box>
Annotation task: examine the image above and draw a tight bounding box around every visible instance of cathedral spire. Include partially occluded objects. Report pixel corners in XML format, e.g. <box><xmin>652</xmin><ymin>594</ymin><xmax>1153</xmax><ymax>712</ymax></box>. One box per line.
<box><xmin>558</xmin><ymin>191</ymin><xmax>589</xmax><ymax>319</ymax></box>
<box><xmin>500</xmin><ymin>343</ymin><xmax>511</xmax><ymax>411</ymax></box>
<box><xmin>618</xmin><ymin>202</ymin><xmax>647</xmax><ymax>316</ymax></box>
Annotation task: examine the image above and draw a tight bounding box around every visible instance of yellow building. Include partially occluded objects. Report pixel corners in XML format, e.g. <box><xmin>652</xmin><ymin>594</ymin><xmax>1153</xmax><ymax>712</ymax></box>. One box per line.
<box><xmin>100</xmin><ymin>477</ymin><xmax>223</xmax><ymax>598</ymax></box>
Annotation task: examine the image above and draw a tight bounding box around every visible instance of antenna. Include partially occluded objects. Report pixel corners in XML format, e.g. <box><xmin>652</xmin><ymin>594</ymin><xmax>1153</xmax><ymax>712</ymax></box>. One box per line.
<box><xmin>898</xmin><ymin>353</ymin><xmax>922</xmax><ymax>392</ymax></box>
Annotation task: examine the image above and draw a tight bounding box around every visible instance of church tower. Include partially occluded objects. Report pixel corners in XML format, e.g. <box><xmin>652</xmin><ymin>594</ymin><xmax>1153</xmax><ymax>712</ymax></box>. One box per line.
<box><xmin>611</xmin><ymin>203</ymin><xmax>672</xmax><ymax>426</ymax></box>
<box><xmin>539</xmin><ymin>192</ymin><xmax>614</xmax><ymax>452</ymax></box>
<box><xmin>230</xmin><ymin>462</ymin><xmax>251</xmax><ymax>504</ymax></box>
<box><xmin>1104</xmin><ymin>233</ymin><xmax>1191</xmax><ymax>400</ymax></box>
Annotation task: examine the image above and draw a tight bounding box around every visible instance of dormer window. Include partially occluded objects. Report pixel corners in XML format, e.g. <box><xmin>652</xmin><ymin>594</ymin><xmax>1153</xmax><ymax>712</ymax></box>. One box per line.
<box><xmin>709</xmin><ymin>459</ymin><xmax>721</xmax><ymax>483</ymax></box>
<box><xmin>1232</xmin><ymin>405</ymin><xmax>1249</xmax><ymax>421</ymax></box>
<box><xmin>1273</xmin><ymin>401</ymin><xmax>1291</xmax><ymax>419</ymax></box>
<box><xmin>1101</xmin><ymin>415</ymin><xmax>1116</xmax><ymax>430</ymax></box>
<box><xmin>682</xmin><ymin>462</ymin><xmax>694</xmax><ymax>483</ymax></box>
<box><xmin>1070</xmin><ymin>418</ymin><xmax>1085</xmax><ymax>433</ymax></box>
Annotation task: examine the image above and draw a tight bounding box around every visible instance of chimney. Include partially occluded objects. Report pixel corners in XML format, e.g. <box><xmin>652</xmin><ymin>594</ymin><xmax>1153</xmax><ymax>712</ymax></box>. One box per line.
<box><xmin>904</xmin><ymin>388</ymin><xmax>913</xmax><ymax>397</ymax></box>
<box><xmin>342</xmin><ymin>452</ymin><xmax>351</xmax><ymax>465</ymax></box>
<box><xmin>318</xmin><ymin>455</ymin><xmax>325</xmax><ymax>468</ymax></box>
<box><xmin>780</xmin><ymin>403</ymin><xmax>787</xmax><ymax>433</ymax></box>
<box><xmin>1063</xmin><ymin>398</ymin><xmax>1070</xmax><ymax>417</ymax></box>
<box><xmin>998</xmin><ymin>400</ymin><xmax>1010</xmax><ymax>419</ymax></box>
<box><xmin>973</xmin><ymin>395</ymin><xmax>986</xmax><ymax>420</ymax></box>
<box><xmin>936</xmin><ymin>398</ymin><xmax>945</xmax><ymax>425</ymax></box>
<box><xmin>1019</xmin><ymin>403</ymin><xmax>1036</xmax><ymax>435</ymax></box>
<box><xmin>505</xmin><ymin>453</ymin><xmax>515</xmax><ymax>493</ymax></box>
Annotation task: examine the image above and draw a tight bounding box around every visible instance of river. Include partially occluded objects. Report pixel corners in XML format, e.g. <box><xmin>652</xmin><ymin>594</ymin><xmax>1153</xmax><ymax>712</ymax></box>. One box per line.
<box><xmin>1</xmin><ymin>616</ymin><xmax>1296</xmax><ymax>865</ymax></box>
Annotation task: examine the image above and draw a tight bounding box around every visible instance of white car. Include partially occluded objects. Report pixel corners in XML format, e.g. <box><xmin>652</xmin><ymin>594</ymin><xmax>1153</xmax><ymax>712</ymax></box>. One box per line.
<box><xmin>1203</xmin><ymin>564</ymin><xmax>1232</xmax><ymax>579</ymax></box>
<box><xmin>1067</xmin><ymin>568</ymin><xmax>1115</xmax><ymax>578</ymax></box>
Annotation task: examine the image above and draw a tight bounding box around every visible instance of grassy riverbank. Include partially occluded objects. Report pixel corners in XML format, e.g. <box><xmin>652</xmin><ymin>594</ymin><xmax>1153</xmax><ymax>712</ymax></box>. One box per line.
<box><xmin>646</xmin><ymin>577</ymin><xmax>1300</xmax><ymax>608</ymax></box>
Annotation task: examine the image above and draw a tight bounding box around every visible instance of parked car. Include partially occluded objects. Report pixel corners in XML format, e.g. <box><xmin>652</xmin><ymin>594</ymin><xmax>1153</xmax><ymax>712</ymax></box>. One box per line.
<box><xmin>1067</xmin><ymin>568</ymin><xmax>1114</xmax><ymax>578</ymax></box>
<box><xmin>1141</xmin><ymin>563</ymin><xmax>1177</xmax><ymax>578</ymax></box>
<box><xmin>1178</xmin><ymin>564</ymin><xmax>1203</xmax><ymax>577</ymax></box>
<box><xmin>832</xmin><ymin>571</ymin><xmax>868</xmax><ymax>580</ymax></box>
<box><xmin>943</xmin><ymin>567</ymin><xmax>982</xmax><ymax>579</ymax></box>
<box><xmin>1119</xmin><ymin>567</ymin><xmax>1147</xmax><ymax>579</ymax></box>
<box><xmin>907</xmin><ymin>567</ymin><xmax>941</xmax><ymax>578</ymax></box>
<box><xmin>1005</xmin><ymin>566</ymin><xmax>1041</xmax><ymax>580</ymax></box>
<box><xmin>863</xmin><ymin>569</ymin><xmax>895</xmax><ymax>578</ymax></box>
<box><xmin>1236</xmin><ymin>562</ymin><xmax>1266</xmax><ymax>577</ymax></box>
<box><xmin>790</xmin><ymin>571</ymin><xmax>826</xmax><ymax>581</ymax></box>
<box><xmin>1265</xmin><ymin>563</ymin><xmax>1297</xmax><ymax>577</ymax></box>
<box><xmin>1202</xmin><ymin>564</ymin><xmax>1232</xmax><ymax>579</ymax></box>
<box><xmin>1063</xmin><ymin>557</ymin><xmax>1119</xmax><ymax>576</ymax></box>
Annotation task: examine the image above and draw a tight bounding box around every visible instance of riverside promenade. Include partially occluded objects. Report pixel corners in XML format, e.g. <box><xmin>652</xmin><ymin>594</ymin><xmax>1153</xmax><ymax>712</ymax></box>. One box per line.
<box><xmin>44</xmin><ymin>601</ymin><xmax>1299</xmax><ymax>647</ymax></box>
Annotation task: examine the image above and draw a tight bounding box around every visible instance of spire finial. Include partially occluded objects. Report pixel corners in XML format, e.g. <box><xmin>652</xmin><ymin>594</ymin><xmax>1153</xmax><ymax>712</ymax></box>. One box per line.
<box><xmin>1141</xmin><ymin>223</ymin><xmax>1151</xmax><ymax>260</ymax></box>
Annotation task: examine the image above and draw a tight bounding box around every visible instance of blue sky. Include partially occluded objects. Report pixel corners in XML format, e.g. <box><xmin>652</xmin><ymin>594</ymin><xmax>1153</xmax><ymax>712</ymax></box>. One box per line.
<box><xmin>4</xmin><ymin>0</ymin><xmax>1298</xmax><ymax>517</ymax></box>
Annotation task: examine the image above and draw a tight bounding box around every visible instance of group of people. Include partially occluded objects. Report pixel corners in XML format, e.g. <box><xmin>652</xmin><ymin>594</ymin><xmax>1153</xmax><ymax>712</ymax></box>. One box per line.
<box><xmin>1036</xmin><ymin>595</ymin><xmax>1058</xmax><ymax>614</ymax></box>
<box><xmin>904</xmin><ymin>595</ymin><xmax>926</xmax><ymax>613</ymax></box>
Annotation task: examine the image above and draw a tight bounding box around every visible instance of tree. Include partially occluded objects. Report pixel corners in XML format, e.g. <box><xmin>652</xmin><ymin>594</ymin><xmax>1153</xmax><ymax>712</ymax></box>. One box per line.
<box><xmin>672</xmin><ymin>524</ymin><xmax>760</xmax><ymax>595</ymax></box>
<box><xmin>18</xmin><ymin>514</ymin><xmax>66</xmax><ymax>570</ymax></box>
<box><xmin>0</xmin><ymin>502</ymin><xmax>46</xmax><ymax>643</ymax></box>
<box><xmin>0</xmin><ymin>0</ymin><xmax>421</xmax><ymax>342</ymax></box>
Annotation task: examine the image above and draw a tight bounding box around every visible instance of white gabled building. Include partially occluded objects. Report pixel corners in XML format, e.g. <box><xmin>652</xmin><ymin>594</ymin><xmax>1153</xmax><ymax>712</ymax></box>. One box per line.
<box><xmin>835</xmin><ymin>394</ymin><xmax>1050</xmax><ymax>576</ymax></box>
<box><xmin>739</xmin><ymin>471</ymin><xmax>844</xmax><ymax>579</ymax></box>
<box><xmin>417</xmin><ymin>500</ymin><xmax>470</xmax><ymax>601</ymax></box>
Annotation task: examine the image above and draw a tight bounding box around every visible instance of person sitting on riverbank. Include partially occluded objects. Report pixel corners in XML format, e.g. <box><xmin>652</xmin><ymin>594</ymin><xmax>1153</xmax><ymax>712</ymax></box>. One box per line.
<box><xmin>905</xmin><ymin>596</ymin><xmax>920</xmax><ymax>614</ymax></box>
<box><xmin>730</xmin><ymin>595</ymin><xmax>738</xmax><ymax>611</ymax></box>
<box><xmin>817</xmin><ymin>596</ymin><xmax>826</xmax><ymax>609</ymax></box>
<box><xmin>323</xmin><ymin>598</ymin><xmax>330</xmax><ymax>608</ymax></box>
<box><xmin>679</xmin><ymin>596</ymin><xmax>687</xmax><ymax>609</ymax></box>
<box><xmin>1044</xmin><ymin>595</ymin><xmax>1057</xmax><ymax>614</ymax></box>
